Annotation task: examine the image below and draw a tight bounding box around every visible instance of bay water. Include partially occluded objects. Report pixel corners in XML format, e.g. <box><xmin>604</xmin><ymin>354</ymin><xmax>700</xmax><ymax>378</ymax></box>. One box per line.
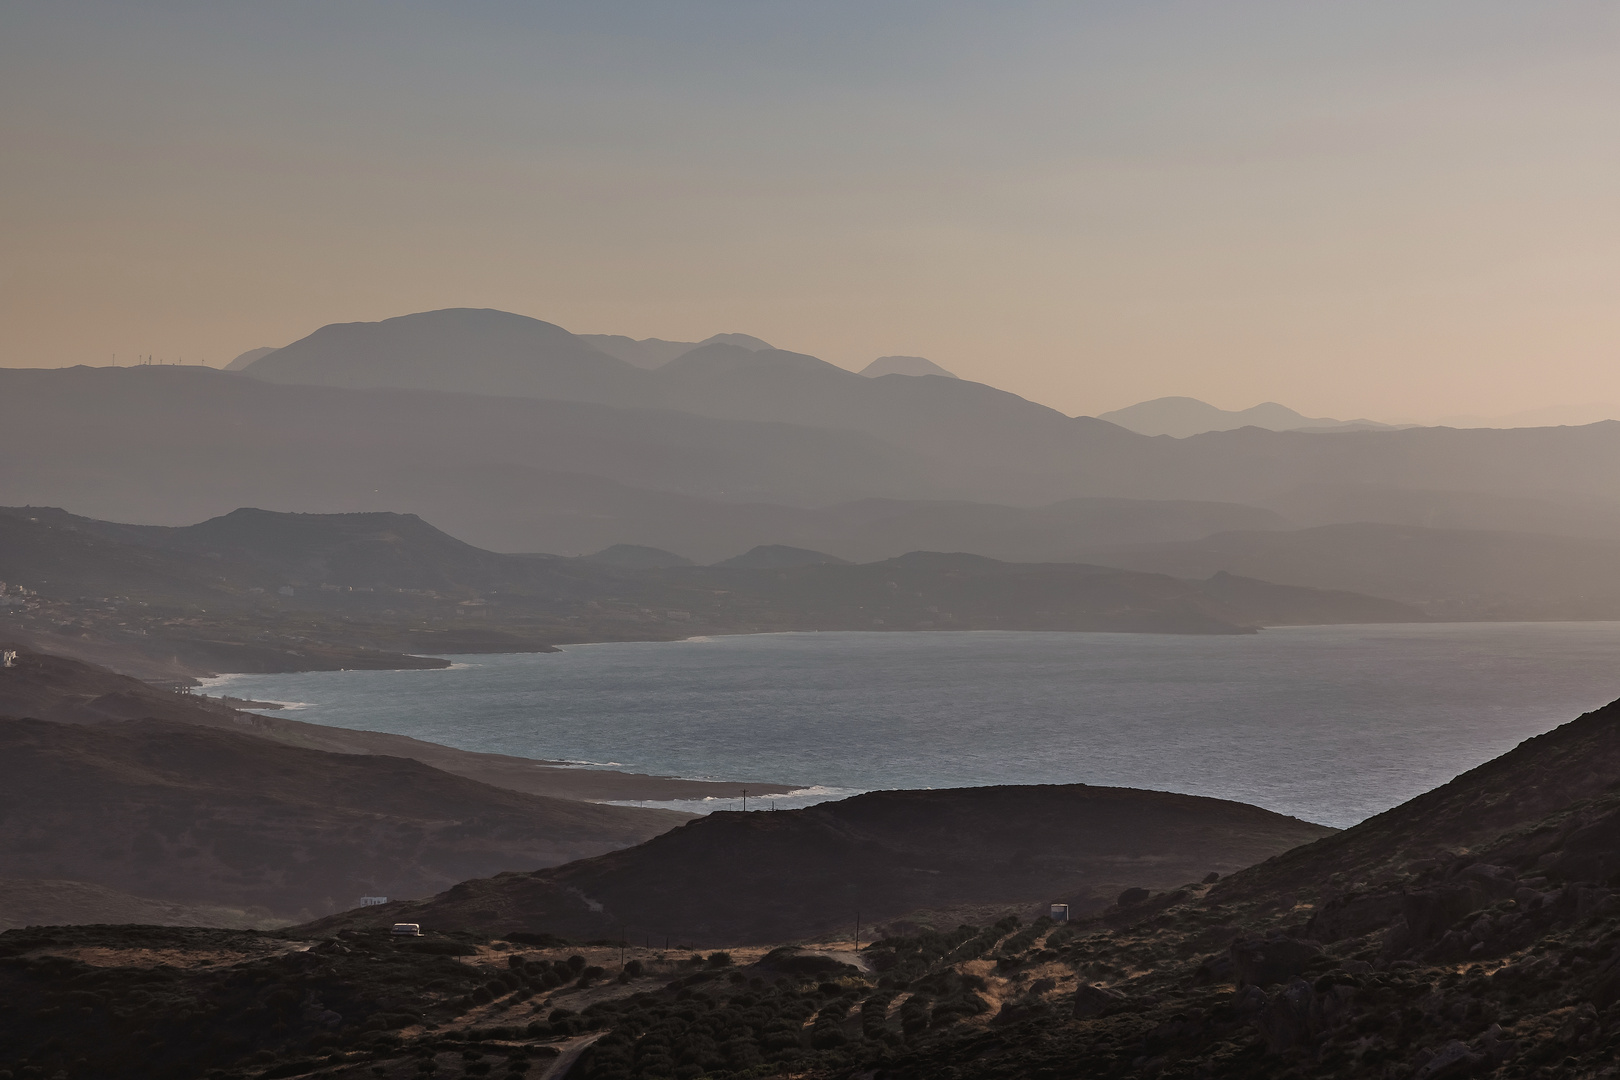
<box><xmin>202</xmin><ymin>623</ymin><xmax>1620</xmax><ymax>828</ymax></box>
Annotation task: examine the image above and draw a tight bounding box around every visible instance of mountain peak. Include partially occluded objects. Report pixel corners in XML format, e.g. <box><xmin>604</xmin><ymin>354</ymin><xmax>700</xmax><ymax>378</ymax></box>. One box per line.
<box><xmin>696</xmin><ymin>333</ymin><xmax>773</xmax><ymax>351</ymax></box>
<box><xmin>239</xmin><ymin>307</ymin><xmax>641</xmax><ymax>399</ymax></box>
<box><xmin>861</xmin><ymin>355</ymin><xmax>958</xmax><ymax>379</ymax></box>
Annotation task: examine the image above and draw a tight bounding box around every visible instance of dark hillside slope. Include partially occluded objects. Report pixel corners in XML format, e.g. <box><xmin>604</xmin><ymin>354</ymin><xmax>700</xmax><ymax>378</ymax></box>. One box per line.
<box><xmin>0</xmin><ymin>645</ymin><xmax>249</xmax><ymax>727</ymax></box>
<box><xmin>14</xmin><ymin>704</ymin><xmax>1620</xmax><ymax>1080</ymax></box>
<box><xmin>310</xmin><ymin>785</ymin><xmax>1334</xmax><ymax>944</ymax></box>
<box><xmin>0</xmin><ymin>718</ymin><xmax>688</xmax><ymax>921</ymax></box>
<box><xmin>1213</xmin><ymin>695</ymin><xmax>1620</xmax><ymax>905</ymax></box>
<box><xmin>0</xmin><ymin>507</ymin><xmax>236</xmax><ymax>607</ymax></box>
<box><xmin>0</xmin><ymin>878</ymin><xmax>284</xmax><ymax>932</ymax></box>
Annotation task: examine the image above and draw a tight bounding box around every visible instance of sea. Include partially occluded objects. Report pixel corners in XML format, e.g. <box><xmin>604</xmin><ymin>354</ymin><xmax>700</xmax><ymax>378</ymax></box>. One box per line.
<box><xmin>200</xmin><ymin>623</ymin><xmax>1620</xmax><ymax>829</ymax></box>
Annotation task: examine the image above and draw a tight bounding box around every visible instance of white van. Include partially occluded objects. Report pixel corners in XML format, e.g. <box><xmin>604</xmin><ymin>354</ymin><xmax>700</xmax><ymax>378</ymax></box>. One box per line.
<box><xmin>390</xmin><ymin>923</ymin><xmax>422</xmax><ymax>937</ymax></box>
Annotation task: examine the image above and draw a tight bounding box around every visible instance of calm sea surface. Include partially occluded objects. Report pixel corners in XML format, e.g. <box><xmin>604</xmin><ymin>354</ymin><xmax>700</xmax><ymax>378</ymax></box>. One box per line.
<box><xmin>201</xmin><ymin>624</ymin><xmax>1620</xmax><ymax>828</ymax></box>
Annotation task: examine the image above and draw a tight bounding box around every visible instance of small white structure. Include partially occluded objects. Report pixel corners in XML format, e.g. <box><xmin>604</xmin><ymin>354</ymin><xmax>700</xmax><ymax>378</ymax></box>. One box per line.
<box><xmin>1049</xmin><ymin>903</ymin><xmax>1070</xmax><ymax>923</ymax></box>
<box><xmin>390</xmin><ymin>923</ymin><xmax>422</xmax><ymax>936</ymax></box>
<box><xmin>1</xmin><ymin>650</ymin><xmax>16</xmax><ymax>669</ymax></box>
<box><xmin>359</xmin><ymin>896</ymin><xmax>388</xmax><ymax>907</ymax></box>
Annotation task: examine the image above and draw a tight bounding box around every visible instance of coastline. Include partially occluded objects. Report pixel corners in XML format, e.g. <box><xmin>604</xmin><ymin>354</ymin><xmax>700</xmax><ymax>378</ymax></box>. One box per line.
<box><xmin>213</xmin><ymin>694</ymin><xmax>805</xmax><ymax>805</ymax></box>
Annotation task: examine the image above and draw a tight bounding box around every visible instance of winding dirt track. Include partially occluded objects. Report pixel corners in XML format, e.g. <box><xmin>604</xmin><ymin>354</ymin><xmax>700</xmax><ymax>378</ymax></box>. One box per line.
<box><xmin>539</xmin><ymin>1031</ymin><xmax>606</xmax><ymax>1080</ymax></box>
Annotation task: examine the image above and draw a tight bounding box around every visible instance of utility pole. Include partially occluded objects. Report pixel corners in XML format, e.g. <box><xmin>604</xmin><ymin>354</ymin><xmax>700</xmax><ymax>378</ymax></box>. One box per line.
<box><xmin>742</xmin><ymin>787</ymin><xmax>748</xmax><ymax>812</ymax></box>
<box><xmin>855</xmin><ymin>911</ymin><xmax>861</xmax><ymax>952</ymax></box>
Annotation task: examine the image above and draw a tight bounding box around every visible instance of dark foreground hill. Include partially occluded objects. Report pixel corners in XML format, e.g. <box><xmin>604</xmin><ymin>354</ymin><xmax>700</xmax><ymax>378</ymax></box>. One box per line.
<box><xmin>0</xmin><ymin>717</ymin><xmax>690</xmax><ymax>922</ymax></box>
<box><xmin>8</xmin><ymin>700</ymin><xmax>1620</xmax><ymax>1080</ymax></box>
<box><xmin>1211</xmin><ymin>694</ymin><xmax>1620</xmax><ymax>905</ymax></box>
<box><xmin>307</xmin><ymin>785</ymin><xmax>1334</xmax><ymax>944</ymax></box>
<box><xmin>0</xmin><ymin>877</ymin><xmax>287</xmax><ymax>932</ymax></box>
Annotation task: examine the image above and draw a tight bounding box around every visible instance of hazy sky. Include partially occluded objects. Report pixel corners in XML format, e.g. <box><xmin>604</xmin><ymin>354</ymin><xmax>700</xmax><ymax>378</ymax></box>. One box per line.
<box><xmin>4</xmin><ymin>2</ymin><xmax>1619</xmax><ymax>421</ymax></box>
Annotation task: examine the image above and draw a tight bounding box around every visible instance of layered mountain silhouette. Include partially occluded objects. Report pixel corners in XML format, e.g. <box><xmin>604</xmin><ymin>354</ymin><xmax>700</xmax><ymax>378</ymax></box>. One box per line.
<box><xmin>1086</xmin><ymin>522</ymin><xmax>1620</xmax><ymax>620</ymax></box>
<box><xmin>14</xmin><ymin>310</ymin><xmax>1620</xmax><ymax>608</ymax></box>
<box><xmin>1098</xmin><ymin>396</ymin><xmax>1401</xmax><ymax>438</ymax></box>
<box><xmin>0</xmin><ymin>506</ymin><xmax>1426</xmax><ymax>684</ymax></box>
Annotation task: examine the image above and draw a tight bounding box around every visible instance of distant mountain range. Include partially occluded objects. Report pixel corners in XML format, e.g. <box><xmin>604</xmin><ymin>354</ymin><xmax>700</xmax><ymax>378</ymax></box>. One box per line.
<box><xmin>1097</xmin><ymin>396</ymin><xmax>1404</xmax><ymax>438</ymax></box>
<box><xmin>1087</xmin><ymin>521</ymin><xmax>1620</xmax><ymax>620</ymax></box>
<box><xmin>13</xmin><ymin>307</ymin><xmax>1620</xmax><ymax>623</ymax></box>
<box><xmin>0</xmin><ymin>506</ymin><xmax>1425</xmax><ymax>685</ymax></box>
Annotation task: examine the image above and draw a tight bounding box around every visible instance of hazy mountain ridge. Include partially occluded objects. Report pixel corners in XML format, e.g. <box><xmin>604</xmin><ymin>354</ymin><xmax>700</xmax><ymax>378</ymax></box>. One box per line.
<box><xmin>233</xmin><ymin>309</ymin><xmax>1620</xmax><ymax>521</ymax></box>
<box><xmin>14</xmin><ymin>354</ymin><xmax>1620</xmax><ymax>560</ymax></box>
<box><xmin>1099</xmin><ymin>395</ymin><xmax>1402</xmax><ymax>438</ymax></box>
<box><xmin>0</xmin><ymin>364</ymin><xmax>953</xmax><ymax>517</ymax></box>
<box><xmin>246</xmin><ymin>308</ymin><xmax>645</xmax><ymax>402</ymax></box>
<box><xmin>0</xmin><ymin>507</ymin><xmax>1426</xmax><ymax>685</ymax></box>
<box><xmin>238</xmin><ymin>308</ymin><xmax>1158</xmax><ymax>504</ymax></box>
<box><xmin>1086</xmin><ymin>521</ymin><xmax>1620</xmax><ymax>620</ymax></box>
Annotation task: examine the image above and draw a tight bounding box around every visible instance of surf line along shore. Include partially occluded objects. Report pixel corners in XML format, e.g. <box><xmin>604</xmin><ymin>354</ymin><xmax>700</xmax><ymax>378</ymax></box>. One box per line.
<box><xmin>208</xmin><ymin>696</ymin><xmax>808</xmax><ymax>805</ymax></box>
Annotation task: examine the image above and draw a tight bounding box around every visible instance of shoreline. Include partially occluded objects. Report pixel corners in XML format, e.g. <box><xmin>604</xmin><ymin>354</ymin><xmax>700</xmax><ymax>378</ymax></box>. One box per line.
<box><xmin>212</xmin><ymin>698</ymin><xmax>806</xmax><ymax>806</ymax></box>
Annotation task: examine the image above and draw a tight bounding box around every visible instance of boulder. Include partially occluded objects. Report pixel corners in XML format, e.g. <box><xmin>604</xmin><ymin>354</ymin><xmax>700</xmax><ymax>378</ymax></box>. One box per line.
<box><xmin>1072</xmin><ymin>983</ymin><xmax>1127</xmax><ymax>1019</ymax></box>
<box><xmin>1307</xmin><ymin>889</ymin><xmax>1405</xmax><ymax>943</ymax></box>
<box><xmin>1229</xmin><ymin>935</ymin><xmax>1323</xmax><ymax>987</ymax></box>
<box><xmin>1415</xmin><ymin>1039</ymin><xmax>1485</xmax><ymax>1078</ymax></box>
<box><xmin>1401</xmin><ymin>885</ymin><xmax>1482</xmax><ymax>944</ymax></box>
<box><xmin>1252</xmin><ymin>977</ymin><xmax>1319</xmax><ymax>1053</ymax></box>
